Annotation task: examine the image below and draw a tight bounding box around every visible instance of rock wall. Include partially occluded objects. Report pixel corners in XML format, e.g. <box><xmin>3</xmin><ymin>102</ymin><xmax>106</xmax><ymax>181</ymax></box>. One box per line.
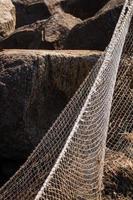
<box><xmin>0</xmin><ymin>50</ymin><xmax>101</xmax><ymax>160</ymax></box>
<box><xmin>0</xmin><ymin>49</ymin><xmax>101</xmax><ymax>186</ymax></box>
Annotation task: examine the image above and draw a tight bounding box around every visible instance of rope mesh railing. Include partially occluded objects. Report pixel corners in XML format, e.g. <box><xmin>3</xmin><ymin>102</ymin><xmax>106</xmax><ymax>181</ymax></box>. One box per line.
<box><xmin>35</xmin><ymin>1</ymin><xmax>133</xmax><ymax>199</ymax></box>
<box><xmin>0</xmin><ymin>0</ymin><xmax>133</xmax><ymax>199</ymax></box>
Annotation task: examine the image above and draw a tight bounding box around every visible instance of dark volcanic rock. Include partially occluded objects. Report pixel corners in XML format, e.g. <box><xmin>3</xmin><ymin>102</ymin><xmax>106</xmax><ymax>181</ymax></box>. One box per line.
<box><xmin>0</xmin><ymin>157</ymin><xmax>24</xmax><ymax>186</ymax></box>
<box><xmin>64</xmin><ymin>0</ymin><xmax>124</xmax><ymax>50</ymax></box>
<box><xmin>12</xmin><ymin>0</ymin><xmax>50</xmax><ymax>27</ymax></box>
<box><xmin>0</xmin><ymin>50</ymin><xmax>101</xmax><ymax>160</ymax></box>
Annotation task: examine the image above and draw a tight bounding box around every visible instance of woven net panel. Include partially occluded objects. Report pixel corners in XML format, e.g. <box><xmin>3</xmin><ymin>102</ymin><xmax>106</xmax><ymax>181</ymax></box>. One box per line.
<box><xmin>107</xmin><ymin>19</ymin><xmax>133</xmax><ymax>153</ymax></box>
<box><xmin>0</xmin><ymin>0</ymin><xmax>132</xmax><ymax>200</ymax></box>
<box><xmin>103</xmin><ymin>16</ymin><xmax>133</xmax><ymax>200</ymax></box>
<box><xmin>35</xmin><ymin>1</ymin><xmax>133</xmax><ymax>200</ymax></box>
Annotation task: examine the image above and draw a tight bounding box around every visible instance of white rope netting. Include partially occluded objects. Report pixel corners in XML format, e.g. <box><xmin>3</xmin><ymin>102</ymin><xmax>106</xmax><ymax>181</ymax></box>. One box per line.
<box><xmin>0</xmin><ymin>0</ymin><xmax>133</xmax><ymax>199</ymax></box>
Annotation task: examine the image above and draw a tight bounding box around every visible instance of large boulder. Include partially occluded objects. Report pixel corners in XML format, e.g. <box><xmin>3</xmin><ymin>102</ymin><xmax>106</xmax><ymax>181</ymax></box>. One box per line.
<box><xmin>0</xmin><ymin>13</ymin><xmax>81</xmax><ymax>49</ymax></box>
<box><xmin>60</xmin><ymin>0</ymin><xmax>109</xmax><ymax>19</ymax></box>
<box><xmin>12</xmin><ymin>0</ymin><xmax>50</xmax><ymax>27</ymax></box>
<box><xmin>64</xmin><ymin>0</ymin><xmax>124</xmax><ymax>50</ymax></box>
<box><xmin>43</xmin><ymin>12</ymin><xmax>81</xmax><ymax>49</ymax></box>
<box><xmin>0</xmin><ymin>20</ymin><xmax>52</xmax><ymax>49</ymax></box>
<box><xmin>0</xmin><ymin>49</ymin><xmax>101</xmax><ymax>161</ymax></box>
<box><xmin>0</xmin><ymin>0</ymin><xmax>16</xmax><ymax>40</ymax></box>
<box><xmin>1</xmin><ymin>0</ymin><xmax>124</xmax><ymax>50</ymax></box>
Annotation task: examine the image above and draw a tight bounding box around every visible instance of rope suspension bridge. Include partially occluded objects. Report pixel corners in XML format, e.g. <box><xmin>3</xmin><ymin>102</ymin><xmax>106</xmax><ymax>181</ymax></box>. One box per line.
<box><xmin>0</xmin><ymin>0</ymin><xmax>133</xmax><ymax>199</ymax></box>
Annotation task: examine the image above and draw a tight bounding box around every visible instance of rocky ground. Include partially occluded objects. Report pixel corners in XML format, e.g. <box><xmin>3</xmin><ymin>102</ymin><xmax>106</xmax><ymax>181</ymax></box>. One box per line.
<box><xmin>0</xmin><ymin>0</ymin><xmax>132</xmax><ymax>199</ymax></box>
<box><xmin>103</xmin><ymin>149</ymin><xmax>133</xmax><ymax>200</ymax></box>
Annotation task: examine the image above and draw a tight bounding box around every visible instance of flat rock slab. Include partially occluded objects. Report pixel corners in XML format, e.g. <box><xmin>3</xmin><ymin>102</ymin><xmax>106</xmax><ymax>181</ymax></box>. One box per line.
<box><xmin>0</xmin><ymin>0</ymin><xmax>16</xmax><ymax>40</ymax></box>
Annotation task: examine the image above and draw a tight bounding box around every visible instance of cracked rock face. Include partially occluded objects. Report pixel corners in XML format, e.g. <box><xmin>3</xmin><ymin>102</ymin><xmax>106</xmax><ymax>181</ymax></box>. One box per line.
<box><xmin>0</xmin><ymin>0</ymin><xmax>16</xmax><ymax>40</ymax></box>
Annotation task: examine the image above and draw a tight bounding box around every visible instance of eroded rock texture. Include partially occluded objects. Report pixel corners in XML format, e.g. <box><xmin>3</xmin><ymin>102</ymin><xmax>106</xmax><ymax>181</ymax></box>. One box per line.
<box><xmin>0</xmin><ymin>0</ymin><xmax>16</xmax><ymax>40</ymax></box>
<box><xmin>0</xmin><ymin>49</ymin><xmax>101</xmax><ymax>185</ymax></box>
<box><xmin>0</xmin><ymin>50</ymin><xmax>101</xmax><ymax>160</ymax></box>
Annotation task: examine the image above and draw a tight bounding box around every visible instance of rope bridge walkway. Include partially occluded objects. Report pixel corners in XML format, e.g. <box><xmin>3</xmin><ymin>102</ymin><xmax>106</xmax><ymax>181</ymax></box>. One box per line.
<box><xmin>0</xmin><ymin>0</ymin><xmax>133</xmax><ymax>199</ymax></box>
